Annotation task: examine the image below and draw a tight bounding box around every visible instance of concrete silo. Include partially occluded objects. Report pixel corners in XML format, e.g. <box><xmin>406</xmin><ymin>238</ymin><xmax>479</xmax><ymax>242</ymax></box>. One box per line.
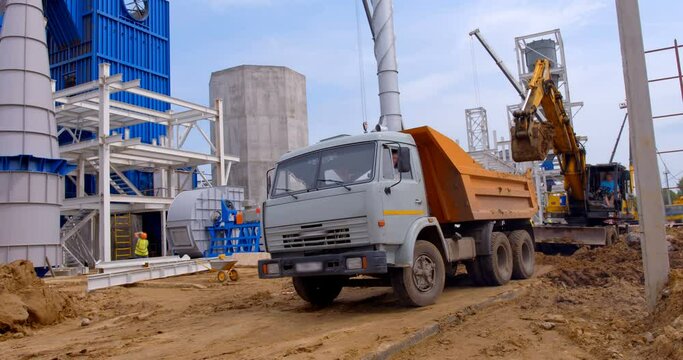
<box><xmin>0</xmin><ymin>0</ymin><xmax>72</xmax><ymax>268</ymax></box>
<box><xmin>210</xmin><ymin>65</ymin><xmax>308</xmax><ymax>206</ymax></box>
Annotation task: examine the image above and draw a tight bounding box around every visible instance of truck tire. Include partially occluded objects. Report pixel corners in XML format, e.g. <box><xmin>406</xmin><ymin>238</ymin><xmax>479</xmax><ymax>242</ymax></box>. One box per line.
<box><xmin>292</xmin><ymin>276</ymin><xmax>343</xmax><ymax>307</ymax></box>
<box><xmin>391</xmin><ymin>240</ymin><xmax>445</xmax><ymax>307</ymax></box>
<box><xmin>509</xmin><ymin>230</ymin><xmax>535</xmax><ymax>280</ymax></box>
<box><xmin>479</xmin><ymin>232</ymin><xmax>513</xmax><ymax>286</ymax></box>
<box><xmin>606</xmin><ymin>226</ymin><xmax>618</xmax><ymax>246</ymax></box>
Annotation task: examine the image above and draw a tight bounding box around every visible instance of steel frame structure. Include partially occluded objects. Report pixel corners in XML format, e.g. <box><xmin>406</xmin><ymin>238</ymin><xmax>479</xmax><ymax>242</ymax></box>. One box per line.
<box><xmin>514</xmin><ymin>29</ymin><xmax>584</xmax><ymax>122</ymax></box>
<box><xmin>464</xmin><ymin>107</ymin><xmax>490</xmax><ymax>152</ymax></box>
<box><xmin>55</xmin><ymin>63</ymin><xmax>239</xmax><ymax>263</ymax></box>
<box><xmin>646</xmin><ymin>39</ymin><xmax>683</xmax><ymax>157</ymax></box>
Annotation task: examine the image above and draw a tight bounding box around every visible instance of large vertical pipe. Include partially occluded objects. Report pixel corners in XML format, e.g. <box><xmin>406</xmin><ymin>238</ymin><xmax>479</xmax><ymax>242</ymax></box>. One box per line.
<box><xmin>370</xmin><ymin>0</ymin><xmax>403</xmax><ymax>131</ymax></box>
<box><xmin>0</xmin><ymin>0</ymin><xmax>66</xmax><ymax>267</ymax></box>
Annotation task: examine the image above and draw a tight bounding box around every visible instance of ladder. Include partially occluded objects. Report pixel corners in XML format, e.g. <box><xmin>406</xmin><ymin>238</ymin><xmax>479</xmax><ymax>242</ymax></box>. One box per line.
<box><xmin>113</xmin><ymin>213</ymin><xmax>133</xmax><ymax>260</ymax></box>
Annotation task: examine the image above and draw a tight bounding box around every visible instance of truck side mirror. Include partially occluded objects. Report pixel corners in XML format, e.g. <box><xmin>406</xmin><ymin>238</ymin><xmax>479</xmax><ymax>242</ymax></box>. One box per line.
<box><xmin>397</xmin><ymin>147</ymin><xmax>411</xmax><ymax>173</ymax></box>
<box><xmin>266</xmin><ymin>168</ymin><xmax>274</xmax><ymax>197</ymax></box>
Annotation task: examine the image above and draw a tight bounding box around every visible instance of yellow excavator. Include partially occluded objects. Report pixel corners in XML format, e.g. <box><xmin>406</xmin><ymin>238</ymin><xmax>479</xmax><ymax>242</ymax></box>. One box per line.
<box><xmin>511</xmin><ymin>58</ymin><xmax>635</xmax><ymax>248</ymax></box>
<box><xmin>469</xmin><ymin>28</ymin><xmax>635</xmax><ymax>247</ymax></box>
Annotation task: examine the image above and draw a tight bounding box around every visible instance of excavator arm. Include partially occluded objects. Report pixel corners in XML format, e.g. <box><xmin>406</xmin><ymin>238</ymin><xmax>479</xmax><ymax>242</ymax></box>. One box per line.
<box><xmin>511</xmin><ymin>59</ymin><xmax>586</xmax><ymax>201</ymax></box>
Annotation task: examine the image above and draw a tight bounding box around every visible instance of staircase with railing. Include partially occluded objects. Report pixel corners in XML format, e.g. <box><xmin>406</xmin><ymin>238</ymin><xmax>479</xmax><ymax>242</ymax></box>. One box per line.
<box><xmin>60</xmin><ymin>209</ymin><xmax>97</xmax><ymax>267</ymax></box>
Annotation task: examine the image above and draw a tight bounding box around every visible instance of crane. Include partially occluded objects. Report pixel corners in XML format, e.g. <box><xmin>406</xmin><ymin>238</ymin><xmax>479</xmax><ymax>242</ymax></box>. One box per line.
<box><xmin>468</xmin><ymin>29</ymin><xmax>526</xmax><ymax>100</ymax></box>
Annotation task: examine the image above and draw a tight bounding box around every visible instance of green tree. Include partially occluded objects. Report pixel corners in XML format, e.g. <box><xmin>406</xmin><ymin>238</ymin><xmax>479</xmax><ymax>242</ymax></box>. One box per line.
<box><xmin>663</xmin><ymin>189</ymin><xmax>678</xmax><ymax>205</ymax></box>
<box><xmin>678</xmin><ymin>177</ymin><xmax>683</xmax><ymax>195</ymax></box>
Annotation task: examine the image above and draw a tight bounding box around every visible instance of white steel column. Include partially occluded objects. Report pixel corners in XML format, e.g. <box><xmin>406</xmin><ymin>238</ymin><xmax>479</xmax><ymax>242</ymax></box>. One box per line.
<box><xmin>215</xmin><ymin>99</ymin><xmax>226</xmax><ymax>186</ymax></box>
<box><xmin>615</xmin><ymin>0</ymin><xmax>669</xmax><ymax>310</ymax></box>
<box><xmin>98</xmin><ymin>63</ymin><xmax>112</xmax><ymax>262</ymax></box>
<box><xmin>160</xmin><ymin>210</ymin><xmax>167</xmax><ymax>257</ymax></box>
<box><xmin>77</xmin><ymin>156</ymin><xmax>86</xmax><ymax>198</ymax></box>
<box><xmin>167</xmin><ymin>166</ymin><xmax>177</xmax><ymax>197</ymax></box>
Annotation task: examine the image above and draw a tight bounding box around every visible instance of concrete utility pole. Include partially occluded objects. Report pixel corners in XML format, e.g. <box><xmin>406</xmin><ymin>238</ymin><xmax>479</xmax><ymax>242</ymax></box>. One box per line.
<box><xmin>665</xmin><ymin>170</ymin><xmax>672</xmax><ymax>205</ymax></box>
<box><xmin>615</xmin><ymin>0</ymin><xmax>670</xmax><ymax>311</ymax></box>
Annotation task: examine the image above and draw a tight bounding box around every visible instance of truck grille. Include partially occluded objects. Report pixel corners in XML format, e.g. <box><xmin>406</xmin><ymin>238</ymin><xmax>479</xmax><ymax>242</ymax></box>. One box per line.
<box><xmin>266</xmin><ymin>217</ymin><xmax>369</xmax><ymax>251</ymax></box>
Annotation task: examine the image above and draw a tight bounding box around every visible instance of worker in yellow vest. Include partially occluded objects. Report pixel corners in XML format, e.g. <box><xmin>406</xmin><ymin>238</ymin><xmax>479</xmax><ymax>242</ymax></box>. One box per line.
<box><xmin>134</xmin><ymin>232</ymin><xmax>149</xmax><ymax>258</ymax></box>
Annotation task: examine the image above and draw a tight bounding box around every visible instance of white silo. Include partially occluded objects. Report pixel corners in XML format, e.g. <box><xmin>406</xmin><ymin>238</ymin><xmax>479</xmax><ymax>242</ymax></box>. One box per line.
<box><xmin>0</xmin><ymin>0</ymin><xmax>71</xmax><ymax>268</ymax></box>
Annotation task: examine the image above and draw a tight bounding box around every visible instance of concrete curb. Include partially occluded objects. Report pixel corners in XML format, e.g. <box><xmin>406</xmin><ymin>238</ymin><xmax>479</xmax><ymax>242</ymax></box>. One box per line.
<box><xmin>361</xmin><ymin>283</ymin><xmax>535</xmax><ymax>360</ymax></box>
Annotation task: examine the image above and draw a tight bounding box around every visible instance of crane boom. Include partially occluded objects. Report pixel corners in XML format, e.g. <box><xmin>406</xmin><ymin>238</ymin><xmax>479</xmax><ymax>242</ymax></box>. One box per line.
<box><xmin>468</xmin><ymin>28</ymin><xmax>526</xmax><ymax>100</ymax></box>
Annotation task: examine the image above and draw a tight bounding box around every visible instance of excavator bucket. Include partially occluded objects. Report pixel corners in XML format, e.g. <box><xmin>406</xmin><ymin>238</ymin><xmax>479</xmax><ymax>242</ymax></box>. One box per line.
<box><xmin>510</xmin><ymin>121</ymin><xmax>553</xmax><ymax>162</ymax></box>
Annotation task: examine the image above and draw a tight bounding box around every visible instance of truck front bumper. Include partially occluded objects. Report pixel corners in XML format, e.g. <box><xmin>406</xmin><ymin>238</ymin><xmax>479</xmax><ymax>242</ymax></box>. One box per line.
<box><xmin>258</xmin><ymin>251</ymin><xmax>387</xmax><ymax>279</ymax></box>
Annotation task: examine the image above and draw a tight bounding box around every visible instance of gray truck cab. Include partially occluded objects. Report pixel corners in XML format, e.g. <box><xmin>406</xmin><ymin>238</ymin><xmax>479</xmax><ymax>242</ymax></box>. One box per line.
<box><xmin>260</xmin><ymin>132</ymin><xmax>428</xmax><ymax>267</ymax></box>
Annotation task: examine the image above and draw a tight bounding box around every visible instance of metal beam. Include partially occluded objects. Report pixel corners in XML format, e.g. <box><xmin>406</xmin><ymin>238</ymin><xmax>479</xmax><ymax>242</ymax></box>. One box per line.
<box><xmin>126</xmin><ymin>87</ymin><xmax>218</xmax><ymax>116</ymax></box>
<box><xmin>615</xmin><ymin>0</ymin><xmax>670</xmax><ymax>311</ymax></box>
<box><xmin>87</xmin><ymin>259</ymin><xmax>209</xmax><ymax>291</ymax></box>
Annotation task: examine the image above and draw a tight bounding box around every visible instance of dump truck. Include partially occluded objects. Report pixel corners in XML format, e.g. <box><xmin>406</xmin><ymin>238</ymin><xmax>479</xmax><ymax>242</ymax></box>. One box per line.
<box><xmin>258</xmin><ymin>126</ymin><xmax>538</xmax><ymax>306</ymax></box>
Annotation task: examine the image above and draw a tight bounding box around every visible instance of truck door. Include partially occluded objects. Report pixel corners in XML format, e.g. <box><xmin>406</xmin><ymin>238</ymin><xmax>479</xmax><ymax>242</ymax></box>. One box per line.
<box><xmin>380</xmin><ymin>144</ymin><xmax>427</xmax><ymax>244</ymax></box>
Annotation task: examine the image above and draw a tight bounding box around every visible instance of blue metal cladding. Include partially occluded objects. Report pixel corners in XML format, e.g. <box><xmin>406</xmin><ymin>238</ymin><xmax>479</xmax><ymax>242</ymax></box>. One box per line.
<box><xmin>48</xmin><ymin>0</ymin><xmax>173</xmax><ymax>198</ymax></box>
<box><xmin>49</xmin><ymin>0</ymin><xmax>171</xmax><ymax>143</ymax></box>
<box><xmin>0</xmin><ymin>155</ymin><xmax>76</xmax><ymax>176</ymax></box>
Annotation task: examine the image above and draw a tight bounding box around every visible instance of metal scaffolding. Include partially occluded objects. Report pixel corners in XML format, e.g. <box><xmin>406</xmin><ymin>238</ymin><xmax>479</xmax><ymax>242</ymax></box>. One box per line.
<box><xmin>465</xmin><ymin>107</ymin><xmax>490</xmax><ymax>152</ymax></box>
<box><xmin>55</xmin><ymin>63</ymin><xmax>239</xmax><ymax>264</ymax></box>
<box><xmin>514</xmin><ymin>29</ymin><xmax>584</xmax><ymax>123</ymax></box>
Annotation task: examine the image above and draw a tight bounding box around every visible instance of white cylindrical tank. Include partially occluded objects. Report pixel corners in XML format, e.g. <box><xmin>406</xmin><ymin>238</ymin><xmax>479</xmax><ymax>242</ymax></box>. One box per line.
<box><xmin>0</xmin><ymin>0</ymin><xmax>66</xmax><ymax>268</ymax></box>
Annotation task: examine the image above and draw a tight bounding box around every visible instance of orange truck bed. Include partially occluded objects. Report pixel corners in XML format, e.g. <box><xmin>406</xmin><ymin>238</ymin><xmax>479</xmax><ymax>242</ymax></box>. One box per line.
<box><xmin>404</xmin><ymin>126</ymin><xmax>538</xmax><ymax>223</ymax></box>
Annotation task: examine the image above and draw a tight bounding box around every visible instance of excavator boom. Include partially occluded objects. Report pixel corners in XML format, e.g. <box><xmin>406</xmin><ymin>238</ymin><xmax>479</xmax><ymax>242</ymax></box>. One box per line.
<box><xmin>511</xmin><ymin>59</ymin><xmax>586</xmax><ymax>201</ymax></box>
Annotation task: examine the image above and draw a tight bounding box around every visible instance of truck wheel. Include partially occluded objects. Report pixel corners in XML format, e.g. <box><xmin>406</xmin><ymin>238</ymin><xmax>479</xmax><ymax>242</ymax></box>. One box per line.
<box><xmin>391</xmin><ymin>240</ymin><xmax>445</xmax><ymax>307</ymax></box>
<box><xmin>606</xmin><ymin>226</ymin><xmax>618</xmax><ymax>246</ymax></box>
<box><xmin>509</xmin><ymin>230</ymin><xmax>535</xmax><ymax>280</ymax></box>
<box><xmin>292</xmin><ymin>276</ymin><xmax>343</xmax><ymax>307</ymax></box>
<box><xmin>479</xmin><ymin>232</ymin><xmax>513</xmax><ymax>286</ymax></box>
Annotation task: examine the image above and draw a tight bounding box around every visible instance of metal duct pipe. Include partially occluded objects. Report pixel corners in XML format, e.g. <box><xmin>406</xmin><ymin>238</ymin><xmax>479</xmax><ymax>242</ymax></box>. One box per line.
<box><xmin>370</xmin><ymin>0</ymin><xmax>403</xmax><ymax>131</ymax></box>
<box><xmin>0</xmin><ymin>0</ymin><xmax>66</xmax><ymax>268</ymax></box>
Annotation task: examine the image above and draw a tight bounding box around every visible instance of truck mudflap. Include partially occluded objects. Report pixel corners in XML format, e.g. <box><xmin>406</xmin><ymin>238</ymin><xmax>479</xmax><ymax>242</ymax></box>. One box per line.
<box><xmin>533</xmin><ymin>225</ymin><xmax>607</xmax><ymax>246</ymax></box>
<box><xmin>258</xmin><ymin>251</ymin><xmax>388</xmax><ymax>279</ymax></box>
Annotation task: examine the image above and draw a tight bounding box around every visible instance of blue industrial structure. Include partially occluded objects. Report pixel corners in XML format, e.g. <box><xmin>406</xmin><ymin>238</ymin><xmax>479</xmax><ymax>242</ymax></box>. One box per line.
<box><xmin>44</xmin><ymin>0</ymin><xmax>171</xmax><ymax>197</ymax></box>
<box><xmin>205</xmin><ymin>201</ymin><xmax>261</xmax><ymax>257</ymax></box>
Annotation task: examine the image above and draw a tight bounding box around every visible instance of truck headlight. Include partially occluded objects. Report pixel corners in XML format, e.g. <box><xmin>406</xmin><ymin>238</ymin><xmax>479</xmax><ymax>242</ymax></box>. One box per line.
<box><xmin>346</xmin><ymin>257</ymin><xmax>366</xmax><ymax>270</ymax></box>
<box><xmin>264</xmin><ymin>263</ymin><xmax>280</xmax><ymax>275</ymax></box>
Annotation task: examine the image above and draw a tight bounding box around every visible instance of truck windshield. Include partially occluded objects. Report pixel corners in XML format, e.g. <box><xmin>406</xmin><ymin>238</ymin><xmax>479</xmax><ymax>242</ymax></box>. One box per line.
<box><xmin>272</xmin><ymin>142</ymin><xmax>375</xmax><ymax>197</ymax></box>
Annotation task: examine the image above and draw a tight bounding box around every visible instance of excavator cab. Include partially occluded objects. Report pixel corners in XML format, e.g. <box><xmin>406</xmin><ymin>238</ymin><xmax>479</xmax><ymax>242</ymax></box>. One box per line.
<box><xmin>585</xmin><ymin>164</ymin><xmax>631</xmax><ymax>222</ymax></box>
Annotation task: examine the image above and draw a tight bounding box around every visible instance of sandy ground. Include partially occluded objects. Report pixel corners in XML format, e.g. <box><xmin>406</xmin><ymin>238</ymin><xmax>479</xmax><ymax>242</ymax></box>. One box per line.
<box><xmin>1</xmin><ymin>229</ymin><xmax>682</xmax><ymax>360</ymax></box>
<box><xmin>394</xmin><ymin>228</ymin><xmax>683</xmax><ymax>360</ymax></box>
<box><xmin>0</xmin><ymin>265</ymin><xmax>543</xmax><ymax>360</ymax></box>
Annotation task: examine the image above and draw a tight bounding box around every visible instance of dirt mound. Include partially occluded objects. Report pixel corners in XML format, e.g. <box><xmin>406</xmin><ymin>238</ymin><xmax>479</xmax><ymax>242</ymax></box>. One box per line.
<box><xmin>667</xmin><ymin>227</ymin><xmax>683</xmax><ymax>269</ymax></box>
<box><xmin>0</xmin><ymin>260</ymin><xmax>75</xmax><ymax>334</ymax></box>
<box><xmin>540</xmin><ymin>241</ymin><xmax>643</xmax><ymax>287</ymax></box>
<box><xmin>640</xmin><ymin>269</ymin><xmax>683</xmax><ymax>359</ymax></box>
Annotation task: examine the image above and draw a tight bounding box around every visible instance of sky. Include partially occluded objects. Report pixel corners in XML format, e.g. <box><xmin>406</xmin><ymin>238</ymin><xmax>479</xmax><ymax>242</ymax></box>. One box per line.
<box><xmin>169</xmin><ymin>0</ymin><xmax>683</xmax><ymax>190</ymax></box>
